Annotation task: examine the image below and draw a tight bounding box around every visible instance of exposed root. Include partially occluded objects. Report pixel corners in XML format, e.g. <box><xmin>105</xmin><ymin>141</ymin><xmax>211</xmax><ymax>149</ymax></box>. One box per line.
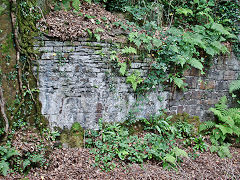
<box><xmin>10</xmin><ymin>0</ymin><xmax>23</xmax><ymax>95</ymax></box>
<box><xmin>0</xmin><ymin>87</ymin><xmax>9</xmax><ymax>134</ymax></box>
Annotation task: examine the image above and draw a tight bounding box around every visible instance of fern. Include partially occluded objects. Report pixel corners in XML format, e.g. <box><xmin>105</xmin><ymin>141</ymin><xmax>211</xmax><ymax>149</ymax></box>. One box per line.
<box><xmin>126</xmin><ymin>71</ymin><xmax>143</xmax><ymax>91</ymax></box>
<box><xmin>172</xmin><ymin>147</ymin><xmax>188</xmax><ymax>158</ymax></box>
<box><xmin>118</xmin><ymin>62</ymin><xmax>127</xmax><ymax>76</ymax></box>
<box><xmin>176</xmin><ymin>8</ymin><xmax>193</xmax><ymax>16</ymax></box>
<box><xmin>171</xmin><ymin>77</ymin><xmax>186</xmax><ymax>89</ymax></box>
<box><xmin>209</xmin><ymin>96</ymin><xmax>240</xmax><ymax>139</ymax></box>
<box><xmin>210</xmin><ymin>23</ymin><xmax>230</xmax><ymax>36</ymax></box>
<box><xmin>200</xmin><ymin>95</ymin><xmax>240</xmax><ymax>158</ymax></box>
<box><xmin>199</xmin><ymin>121</ymin><xmax>216</xmax><ymax>132</ymax></box>
<box><xmin>229</xmin><ymin>80</ymin><xmax>240</xmax><ymax>94</ymax></box>
<box><xmin>210</xmin><ymin>144</ymin><xmax>232</xmax><ymax>158</ymax></box>
<box><xmin>187</xmin><ymin>58</ymin><xmax>203</xmax><ymax>71</ymax></box>
<box><xmin>72</xmin><ymin>0</ymin><xmax>80</xmax><ymax>11</ymax></box>
<box><xmin>0</xmin><ymin>161</ymin><xmax>9</xmax><ymax>176</ymax></box>
<box><xmin>121</xmin><ymin>47</ymin><xmax>137</xmax><ymax>54</ymax></box>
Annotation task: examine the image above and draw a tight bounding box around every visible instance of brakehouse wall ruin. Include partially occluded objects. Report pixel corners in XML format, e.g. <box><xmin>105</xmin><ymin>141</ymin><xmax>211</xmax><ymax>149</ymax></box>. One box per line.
<box><xmin>33</xmin><ymin>36</ymin><xmax>240</xmax><ymax>130</ymax></box>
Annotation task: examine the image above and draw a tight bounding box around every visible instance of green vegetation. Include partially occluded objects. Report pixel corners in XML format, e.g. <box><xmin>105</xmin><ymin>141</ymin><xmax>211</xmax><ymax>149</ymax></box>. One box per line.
<box><xmin>60</xmin><ymin>122</ymin><xmax>84</xmax><ymax>148</ymax></box>
<box><xmin>53</xmin><ymin>0</ymin><xmax>239</xmax><ymax>92</ymax></box>
<box><xmin>85</xmin><ymin>115</ymin><xmax>206</xmax><ymax>171</ymax></box>
<box><xmin>199</xmin><ymin>77</ymin><xmax>240</xmax><ymax>158</ymax></box>
<box><xmin>0</xmin><ymin>120</ymin><xmax>58</xmax><ymax>176</ymax></box>
<box><xmin>111</xmin><ymin>0</ymin><xmax>237</xmax><ymax>92</ymax></box>
<box><xmin>0</xmin><ymin>0</ymin><xmax>239</xmax><ymax>176</ymax></box>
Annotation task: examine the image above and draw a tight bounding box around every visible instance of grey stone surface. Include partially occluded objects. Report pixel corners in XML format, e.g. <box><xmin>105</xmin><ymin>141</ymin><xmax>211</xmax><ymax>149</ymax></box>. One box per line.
<box><xmin>35</xmin><ymin>37</ymin><xmax>240</xmax><ymax>129</ymax></box>
<box><xmin>36</xmin><ymin>38</ymin><xmax>168</xmax><ymax>129</ymax></box>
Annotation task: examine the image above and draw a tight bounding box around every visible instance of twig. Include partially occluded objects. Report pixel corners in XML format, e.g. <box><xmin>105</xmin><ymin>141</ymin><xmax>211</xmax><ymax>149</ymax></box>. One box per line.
<box><xmin>27</xmin><ymin>82</ymin><xmax>36</xmax><ymax>105</ymax></box>
<box><xmin>0</xmin><ymin>87</ymin><xmax>9</xmax><ymax>134</ymax></box>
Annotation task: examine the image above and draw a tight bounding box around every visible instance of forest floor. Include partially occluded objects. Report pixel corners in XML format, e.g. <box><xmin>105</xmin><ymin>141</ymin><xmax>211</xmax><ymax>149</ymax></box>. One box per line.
<box><xmin>6</xmin><ymin>144</ymin><xmax>240</xmax><ymax>180</ymax></box>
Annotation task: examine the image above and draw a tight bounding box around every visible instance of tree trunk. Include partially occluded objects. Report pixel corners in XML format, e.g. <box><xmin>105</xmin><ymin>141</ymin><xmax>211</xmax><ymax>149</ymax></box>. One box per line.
<box><xmin>0</xmin><ymin>0</ymin><xmax>18</xmax><ymax>135</ymax></box>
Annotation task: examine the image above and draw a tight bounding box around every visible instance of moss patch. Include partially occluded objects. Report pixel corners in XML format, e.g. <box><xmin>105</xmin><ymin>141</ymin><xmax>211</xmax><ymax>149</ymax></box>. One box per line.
<box><xmin>0</xmin><ymin>2</ymin><xmax>18</xmax><ymax>125</ymax></box>
<box><xmin>170</xmin><ymin>112</ymin><xmax>200</xmax><ymax>131</ymax></box>
<box><xmin>60</xmin><ymin>123</ymin><xmax>84</xmax><ymax>148</ymax></box>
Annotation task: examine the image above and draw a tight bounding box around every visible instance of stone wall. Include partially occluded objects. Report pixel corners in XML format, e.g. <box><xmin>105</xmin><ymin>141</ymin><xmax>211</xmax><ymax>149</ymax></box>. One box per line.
<box><xmin>169</xmin><ymin>55</ymin><xmax>240</xmax><ymax>120</ymax></box>
<box><xmin>34</xmin><ymin>37</ymin><xmax>168</xmax><ymax>129</ymax></box>
<box><xmin>34</xmin><ymin>36</ymin><xmax>240</xmax><ymax>129</ymax></box>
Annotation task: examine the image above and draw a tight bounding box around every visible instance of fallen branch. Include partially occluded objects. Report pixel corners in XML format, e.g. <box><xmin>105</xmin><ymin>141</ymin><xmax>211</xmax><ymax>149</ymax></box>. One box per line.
<box><xmin>0</xmin><ymin>87</ymin><xmax>9</xmax><ymax>134</ymax></box>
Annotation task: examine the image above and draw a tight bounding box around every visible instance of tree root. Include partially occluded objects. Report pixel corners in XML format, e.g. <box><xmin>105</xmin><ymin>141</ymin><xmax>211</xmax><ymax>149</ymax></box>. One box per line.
<box><xmin>0</xmin><ymin>87</ymin><xmax>9</xmax><ymax>134</ymax></box>
<box><xmin>10</xmin><ymin>0</ymin><xmax>23</xmax><ymax>95</ymax></box>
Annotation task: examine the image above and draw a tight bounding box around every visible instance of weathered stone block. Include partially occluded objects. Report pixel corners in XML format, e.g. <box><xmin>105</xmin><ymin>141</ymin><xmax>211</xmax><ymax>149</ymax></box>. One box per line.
<box><xmin>39</xmin><ymin>46</ymin><xmax>54</xmax><ymax>52</ymax></box>
<box><xmin>41</xmin><ymin>53</ymin><xmax>55</xmax><ymax>60</ymax></box>
<box><xmin>224</xmin><ymin>71</ymin><xmax>236</xmax><ymax>80</ymax></box>
<box><xmin>62</xmin><ymin>46</ymin><xmax>75</xmax><ymax>52</ymax></box>
<box><xmin>189</xmin><ymin>68</ymin><xmax>201</xmax><ymax>76</ymax></box>
<box><xmin>54</xmin><ymin>46</ymin><xmax>63</xmax><ymax>52</ymax></box>
<box><xmin>45</xmin><ymin>41</ymin><xmax>64</xmax><ymax>47</ymax></box>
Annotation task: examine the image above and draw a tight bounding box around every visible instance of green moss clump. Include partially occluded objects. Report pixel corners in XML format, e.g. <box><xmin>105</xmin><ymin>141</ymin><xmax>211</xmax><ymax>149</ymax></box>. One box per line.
<box><xmin>170</xmin><ymin>112</ymin><xmax>200</xmax><ymax>131</ymax></box>
<box><xmin>127</xmin><ymin>121</ymin><xmax>144</xmax><ymax>135</ymax></box>
<box><xmin>71</xmin><ymin>122</ymin><xmax>83</xmax><ymax>133</ymax></box>
<box><xmin>60</xmin><ymin>122</ymin><xmax>84</xmax><ymax>148</ymax></box>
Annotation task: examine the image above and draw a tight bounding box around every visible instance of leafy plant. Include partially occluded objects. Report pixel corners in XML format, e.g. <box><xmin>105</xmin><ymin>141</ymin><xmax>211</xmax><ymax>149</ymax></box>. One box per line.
<box><xmin>183</xmin><ymin>135</ymin><xmax>208</xmax><ymax>152</ymax></box>
<box><xmin>0</xmin><ymin>146</ymin><xmax>20</xmax><ymax>176</ymax></box>
<box><xmin>141</xmin><ymin>114</ymin><xmax>174</xmax><ymax>136</ymax></box>
<box><xmin>86</xmin><ymin>115</ymin><xmax>190</xmax><ymax>171</ymax></box>
<box><xmin>72</xmin><ymin>0</ymin><xmax>80</xmax><ymax>11</ymax></box>
<box><xmin>126</xmin><ymin>71</ymin><xmax>143</xmax><ymax>91</ymax></box>
<box><xmin>214</xmin><ymin>0</ymin><xmax>240</xmax><ymax>59</ymax></box>
<box><xmin>173</xmin><ymin>121</ymin><xmax>194</xmax><ymax>139</ymax></box>
<box><xmin>118</xmin><ymin>62</ymin><xmax>127</xmax><ymax>76</ymax></box>
<box><xmin>55</xmin><ymin>0</ymin><xmax>81</xmax><ymax>12</ymax></box>
<box><xmin>210</xmin><ymin>143</ymin><xmax>232</xmax><ymax>158</ymax></box>
<box><xmin>121</xmin><ymin>47</ymin><xmax>137</xmax><ymax>55</ymax></box>
<box><xmin>199</xmin><ymin>96</ymin><xmax>240</xmax><ymax>157</ymax></box>
<box><xmin>229</xmin><ymin>80</ymin><xmax>240</xmax><ymax>100</ymax></box>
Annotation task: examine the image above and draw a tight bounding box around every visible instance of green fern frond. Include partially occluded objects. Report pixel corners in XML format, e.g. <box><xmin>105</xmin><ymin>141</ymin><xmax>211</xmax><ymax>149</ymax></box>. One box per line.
<box><xmin>232</xmin><ymin>126</ymin><xmax>240</xmax><ymax>137</ymax></box>
<box><xmin>226</xmin><ymin>108</ymin><xmax>240</xmax><ymax>126</ymax></box>
<box><xmin>222</xmin><ymin>116</ymin><xmax>235</xmax><ymax>127</ymax></box>
<box><xmin>217</xmin><ymin>96</ymin><xmax>228</xmax><ymax>108</ymax></box>
<box><xmin>209</xmin><ymin>108</ymin><xmax>224</xmax><ymax>119</ymax></box>
<box><xmin>72</xmin><ymin>0</ymin><xmax>80</xmax><ymax>11</ymax></box>
<box><xmin>210</xmin><ymin>23</ymin><xmax>230</xmax><ymax>35</ymax></box>
<box><xmin>215</xmin><ymin>124</ymin><xmax>233</xmax><ymax>135</ymax></box>
<box><xmin>187</xmin><ymin>58</ymin><xmax>203</xmax><ymax>70</ymax></box>
<box><xmin>229</xmin><ymin>80</ymin><xmax>240</xmax><ymax>94</ymax></box>
<box><xmin>212</xmin><ymin>96</ymin><xmax>228</xmax><ymax>116</ymax></box>
<box><xmin>199</xmin><ymin>121</ymin><xmax>216</xmax><ymax>132</ymax></box>
<box><xmin>173</xmin><ymin>147</ymin><xmax>188</xmax><ymax>158</ymax></box>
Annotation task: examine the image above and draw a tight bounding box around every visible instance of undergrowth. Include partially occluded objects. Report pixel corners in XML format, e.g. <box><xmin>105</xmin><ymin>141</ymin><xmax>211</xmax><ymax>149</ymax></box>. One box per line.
<box><xmin>199</xmin><ymin>80</ymin><xmax>240</xmax><ymax>158</ymax></box>
<box><xmin>85</xmin><ymin>113</ymin><xmax>207</xmax><ymax>171</ymax></box>
<box><xmin>0</xmin><ymin>121</ymin><xmax>60</xmax><ymax>176</ymax></box>
<box><xmin>101</xmin><ymin>0</ymin><xmax>238</xmax><ymax>92</ymax></box>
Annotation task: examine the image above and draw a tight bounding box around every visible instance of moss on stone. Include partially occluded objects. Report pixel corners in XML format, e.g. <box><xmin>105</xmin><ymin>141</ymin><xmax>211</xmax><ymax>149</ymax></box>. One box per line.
<box><xmin>170</xmin><ymin>112</ymin><xmax>201</xmax><ymax>131</ymax></box>
<box><xmin>60</xmin><ymin>123</ymin><xmax>84</xmax><ymax>148</ymax></box>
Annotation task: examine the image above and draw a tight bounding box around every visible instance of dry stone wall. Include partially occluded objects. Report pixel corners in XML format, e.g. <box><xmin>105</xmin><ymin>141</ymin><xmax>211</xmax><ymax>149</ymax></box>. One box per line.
<box><xmin>34</xmin><ymin>36</ymin><xmax>240</xmax><ymax>129</ymax></box>
<box><xmin>34</xmin><ymin>36</ymin><xmax>168</xmax><ymax>129</ymax></box>
<box><xmin>169</xmin><ymin>54</ymin><xmax>240</xmax><ymax>120</ymax></box>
